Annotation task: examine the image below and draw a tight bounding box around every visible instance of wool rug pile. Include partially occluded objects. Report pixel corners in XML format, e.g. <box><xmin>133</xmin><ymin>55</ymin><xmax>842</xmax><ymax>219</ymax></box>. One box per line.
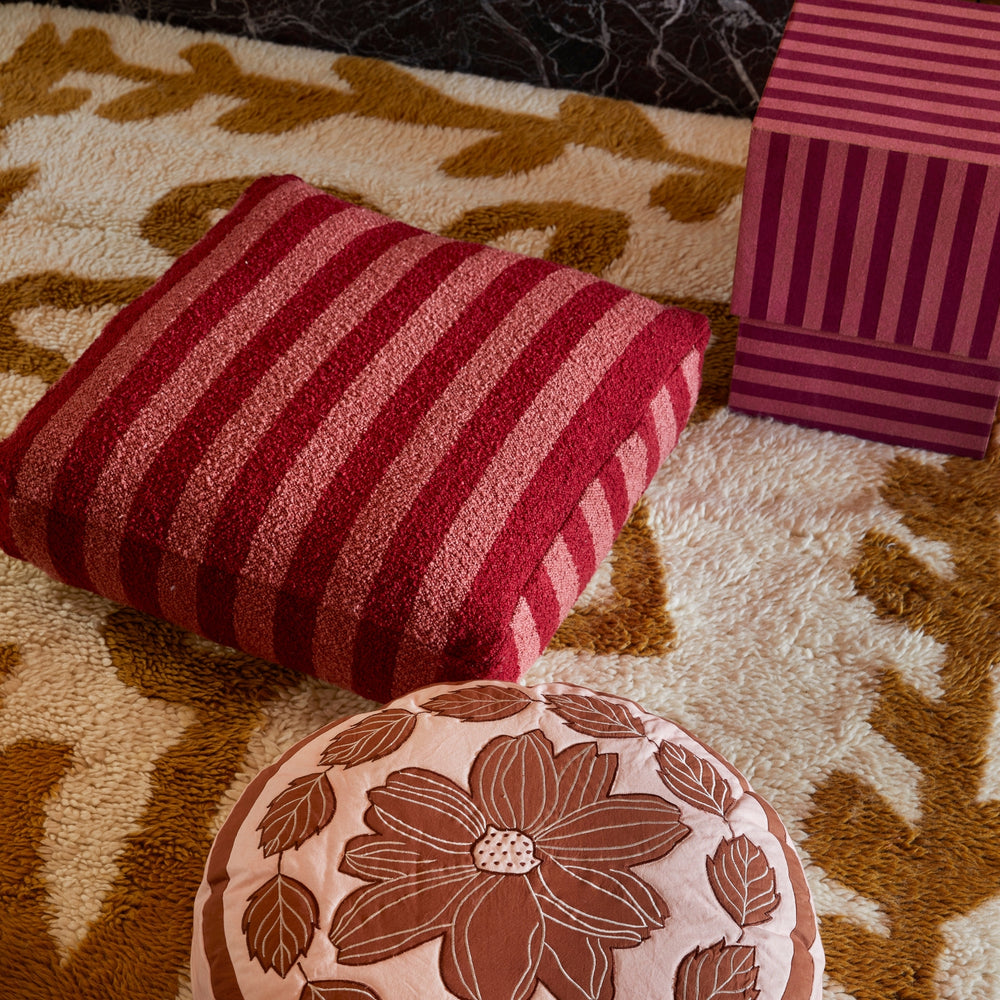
<box><xmin>1</xmin><ymin>4</ymin><xmax>998</xmax><ymax>998</ymax></box>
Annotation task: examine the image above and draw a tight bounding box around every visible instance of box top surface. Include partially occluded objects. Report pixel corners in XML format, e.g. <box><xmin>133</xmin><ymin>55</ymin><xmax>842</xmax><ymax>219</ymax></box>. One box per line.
<box><xmin>755</xmin><ymin>0</ymin><xmax>1000</xmax><ymax>166</ymax></box>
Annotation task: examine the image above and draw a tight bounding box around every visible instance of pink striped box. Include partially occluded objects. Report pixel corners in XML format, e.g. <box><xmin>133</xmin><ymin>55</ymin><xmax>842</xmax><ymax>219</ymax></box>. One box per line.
<box><xmin>730</xmin><ymin>0</ymin><xmax>1000</xmax><ymax>458</ymax></box>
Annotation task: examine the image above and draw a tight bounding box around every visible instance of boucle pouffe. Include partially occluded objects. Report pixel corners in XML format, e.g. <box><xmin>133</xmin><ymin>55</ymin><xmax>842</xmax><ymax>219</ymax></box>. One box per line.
<box><xmin>192</xmin><ymin>681</ymin><xmax>823</xmax><ymax>999</ymax></box>
<box><xmin>0</xmin><ymin>174</ymin><xmax>710</xmax><ymax>703</ymax></box>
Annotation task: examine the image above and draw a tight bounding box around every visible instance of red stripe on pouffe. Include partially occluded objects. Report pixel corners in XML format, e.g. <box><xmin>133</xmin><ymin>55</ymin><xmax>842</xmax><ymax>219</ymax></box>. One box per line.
<box><xmin>2</xmin><ymin>176</ymin><xmax>307</xmax><ymax>564</ymax></box>
<box><xmin>37</xmin><ymin>191</ymin><xmax>339</xmax><ymax>592</ymax></box>
<box><xmin>559</xmin><ymin>505</ymin><xmax>599</xmax><ymax>585</ymax></box>
<box><xmin>195</xmin><ymin>237</ymin><xmax>485</xmax><ymax>650</ymax></box>
<box><xmin>115</xmin><ymin>214</ymin><xmax>417</xmax><ymax>616</ymax></box>
<box><xmin>398</xmin><ymin>291</ymin><xmax>677</xmax><ymax>667</ymax></box>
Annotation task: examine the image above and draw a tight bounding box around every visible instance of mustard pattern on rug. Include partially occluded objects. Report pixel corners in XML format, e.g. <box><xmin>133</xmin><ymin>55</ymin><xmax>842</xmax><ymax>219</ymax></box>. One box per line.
<box><xmin>0</xmin><ymin>608</ymin><xmax>303</xmax><ymax>996</ymax></box>
<box><xmin>0</xmin><ymin>273</ymin><xmax>153</xmax><ymax>383</ymax></box>
<box><xmin>0</xmin><ymin>22</ymin><xmax>743</xmax><ymax>225</ymax></box>
<box><xmin>0</xmin><ymin>165</ymin><xmax>37</xmax><ymax>216</ymax></box>
<box><xmin>805</xmin><ymin>448</ymin><xmax>1000</xmax><ymax>999</ymax></box>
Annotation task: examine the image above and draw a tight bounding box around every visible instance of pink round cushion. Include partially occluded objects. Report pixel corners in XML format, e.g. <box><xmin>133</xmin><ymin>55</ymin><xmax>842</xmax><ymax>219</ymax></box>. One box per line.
<box><xmin>192</xmin><ymin>682</ymin><xmax>824</xmax><ymax>1000</ymax></box>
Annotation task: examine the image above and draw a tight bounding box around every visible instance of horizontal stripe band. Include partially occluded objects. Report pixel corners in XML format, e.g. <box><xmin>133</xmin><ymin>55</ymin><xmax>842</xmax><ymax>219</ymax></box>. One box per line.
<box><xmin>729</xmin><ymin>377</ymin><xmax>995</xmax><ymax>436</ymax></box>
<box><xmin>733</xmin><ymin>349</ymin><xmax>1000</xmax><ymax>409</ymax></box>
<box><xmin>737</xmin><ymin>321</ymin><xmax>1000</xmax><ymax>378</ymax></box>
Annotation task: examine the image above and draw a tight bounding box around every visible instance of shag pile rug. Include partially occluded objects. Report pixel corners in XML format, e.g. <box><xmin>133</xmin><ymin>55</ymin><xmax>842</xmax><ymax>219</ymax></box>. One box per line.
<box><xmin>1</xmin><ymin>4</ymin><xmax>998</xmax><ymax>998</ymax></box>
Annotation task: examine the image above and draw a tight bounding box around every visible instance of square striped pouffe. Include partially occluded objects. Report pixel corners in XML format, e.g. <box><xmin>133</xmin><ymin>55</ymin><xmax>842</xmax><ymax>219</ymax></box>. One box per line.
<box><xmin>191</xmin><ymin>681</ymin><xmax>824</xmax><ymax>1000</ymax></box>
<box><xmin>0</xmin><ymin>175</ymin><xmax>709</xmax><ymax>701</ymax></box>
<box><xmin>729</xmin><ymin>0</ymin><xmax>1000</xmax><ymax>459</ymax></box>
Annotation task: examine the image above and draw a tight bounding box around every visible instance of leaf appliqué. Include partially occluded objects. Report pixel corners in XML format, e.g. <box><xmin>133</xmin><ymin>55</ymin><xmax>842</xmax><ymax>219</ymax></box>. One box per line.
<box><xmin>674</xmin><ymin>940</ymin><xmax>761</xmax><ymax>1000</ymax></box>
<box><xmin>299</xmin><ymin>980</ymin><xmax>384</xmax><ymax>1000</ymax></box>
<box><xmin>257</xmin><ymin>771</ymin><xmax>336</xmax><ymax>857</ymax></box>
<box><xmin>544</xmin><ymin>692</ymin><xmax>646</xmax><ymax>738</ymax></box>
<box><xmin>707</xmin><ymin>835</ymin><xmax>781</xmax><ymax>927</ymax></box>
<box><xmin>423</xmin><ymin>684</ymin><xmax>535</xmax><ymax>721</ymax></box>
<box><xmin>243</xmin><ymin>873</ymin><xmax>319</xmax><ymax>977</ymax></box>
<box><xmin>655</xmin><ymin>741</ymin><xmax>735</xmax><ymax>817</ymax></box>
<box><xmin>320</xmin><ymin>708</ymin><xmax>417</xmax><ymax>767</ymax></box>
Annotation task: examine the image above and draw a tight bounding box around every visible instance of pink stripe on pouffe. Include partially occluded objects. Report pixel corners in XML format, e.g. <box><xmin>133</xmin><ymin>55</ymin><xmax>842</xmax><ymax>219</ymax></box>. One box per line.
<box><xmin>227</xmin><ymin>252</ymin><xmax>557</xmax><ymax>669</ymax></box>
<box><xmin>81</xmin><ymin>204</ymin><xmax>379</xmax><ymax>604</ymax></box>
<box><xmin>6</xmin><ymin>178</ymin><xmax>313</xmax><ymax>570</ymax></box>
<box><xmin>154</xmin><ymin>228</ymin><xmax>452</xmax><ymax>632</ymax></box>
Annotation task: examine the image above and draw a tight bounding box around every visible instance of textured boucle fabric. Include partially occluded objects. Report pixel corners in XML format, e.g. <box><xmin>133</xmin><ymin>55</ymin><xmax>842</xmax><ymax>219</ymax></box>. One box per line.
<box><xmin>0</xmin><ymin>175</ymin><xmax>709</xmax><ymax>701</ymax></box>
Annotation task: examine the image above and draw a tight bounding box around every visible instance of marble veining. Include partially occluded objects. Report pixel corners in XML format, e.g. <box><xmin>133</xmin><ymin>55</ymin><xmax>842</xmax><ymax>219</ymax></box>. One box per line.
<box><xmin>39</xmin><ymin>0</ymin><xmax>792</xmax><ymax>116</ymax></box>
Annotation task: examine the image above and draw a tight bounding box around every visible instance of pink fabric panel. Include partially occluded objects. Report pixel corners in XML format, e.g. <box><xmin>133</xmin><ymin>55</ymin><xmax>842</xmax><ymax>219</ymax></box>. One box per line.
<box><xmin>730</xmin><ymin>319</ymin><xmax>1000</xmax><ymax>457</ymax></box>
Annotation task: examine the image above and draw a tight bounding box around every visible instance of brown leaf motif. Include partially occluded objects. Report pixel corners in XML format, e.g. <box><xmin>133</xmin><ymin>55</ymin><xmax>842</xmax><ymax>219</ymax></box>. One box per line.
<box><xmin>300</xmin><ymin>981</ymin><xmax>383</xmax><ymax>1000</ymax></box>
<box><xmin>257</xmin><ymin>772</ymin><xmax>336</xmax><ymax>857</ymax></box>
<box><xmin>320</xmin><ymin>708</ymin><xmax>417</xmax><ymax>768</ymax></box>
<box><xmin>422</xmin><ymin>684</ymin><xmax>535</xmax><ymax>721</ymax></box>
<box><xmin>655</xmin><ymin>741</ymin><xmax>735</xmax><ymax>817</ymax></box>
<box><xmin>674</xmin><ymin>941</ymin><xmax>760</xmax><ymax>1000</ymax></box>
<box><xmin>243</xmin><ymin>873</ymin><xmax>319</xmax><ymax>977</ymax></box>
<box><xmin>330</xmin><ymin>730</ymin><xmax>685</xmax><ymax>1000</ymax></box>
<box><xmin>706</xmin><ymin>835</ymin><xmax>781</xmax><ymax>927</ymax></box>
<box><xmin>544</xmin><ymin>692</ymin><xmax>646</xmax><ymax>739</ymax></box>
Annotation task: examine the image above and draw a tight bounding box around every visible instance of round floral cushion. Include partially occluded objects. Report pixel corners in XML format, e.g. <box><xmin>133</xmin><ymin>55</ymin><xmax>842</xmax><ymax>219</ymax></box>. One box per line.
<box><xmin>191</xmin><ymin>682</ymin><xmax>824</xmax><ymax>1000</ymax></box>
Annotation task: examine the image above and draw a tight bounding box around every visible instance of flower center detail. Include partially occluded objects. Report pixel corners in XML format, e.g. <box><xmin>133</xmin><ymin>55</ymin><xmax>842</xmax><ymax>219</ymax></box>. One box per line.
<box><xmin>471</xmin><ymin>825</ymin><xmax>541</xmax><ymax>874</ymax></box>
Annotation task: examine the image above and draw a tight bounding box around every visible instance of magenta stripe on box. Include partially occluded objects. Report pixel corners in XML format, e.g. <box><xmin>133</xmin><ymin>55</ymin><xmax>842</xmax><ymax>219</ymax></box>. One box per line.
<box><xmin>758</xmin><ymin>106</ymin><xmax>1000</xmax><ymax>165</ymax></box>
<box><xmin>895</xmin><ymin>156</ymin><xmax>948</xmax><ymax>346</ymax></box>
<box><xmin>789</xmin><ymin>12</ymin><xmax>1000</xmax><ymax>53</ymax></box>
<box><xmin>821</xmin><ymin>142</ymin><xmax>868</xmax><ymax>333</ymax></box>
<box><xmin>765</xmin><ymin>81</ymin><xmax>1000</xmax><ymax>135</ymax></box>
<box><xmin>748</xmin><ymin>131</ymin><xmax>790</xmax><ymax>319</ymax></box>
<box><xmin>757</xmin><ymin>107</ymin><xmax>1000</xmax><ymax>163</ymax></box>
<box><xmin>730</xmin><ymin>381</ymin><xmax>994</xmax><ymax>457</ymax></box>
<box><xmin>738</xmin><ymin>320</ymin><xmax>1000</xmax><ymax>379</ymax></box>
<box><xmin>785</xmin><ymin>139</ymin><xmax>829</xmax><ymax>329</ymax></box>
<box><xmin>729</xmin><ymin>320</ymin><xmax>1000</xmax><ymax>457</ymax></box>
<box><xmin>857</xmin><ymin>150</ymin><xmax>906</xmax><ymax>340</ymax></box>
<box><xmin>971</xmin><ymin>213</ymin><xmax>1000</xmax><ymax>360</ymax></box>
<box><xmin>933</xmin><ymin>162</ymin><xmax>988</xmax><ymax>353</ymax></box>
<box><xmin>753</xmin><ymin>0</ymin><xmax>1000</xmax><ymax>164</ymax></box>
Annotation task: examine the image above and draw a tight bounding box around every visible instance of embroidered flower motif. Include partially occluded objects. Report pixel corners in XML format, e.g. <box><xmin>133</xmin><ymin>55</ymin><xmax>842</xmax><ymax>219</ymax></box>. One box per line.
<box><xmin>330</xmin><ymin>729</ymin><xmax>690</xmax><ymax>1000</ymax></box>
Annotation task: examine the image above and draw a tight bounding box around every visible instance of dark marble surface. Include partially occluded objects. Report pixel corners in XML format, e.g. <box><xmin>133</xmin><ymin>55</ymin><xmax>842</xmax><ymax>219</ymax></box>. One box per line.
<box><xmin>27</xmin><ymin>0</ymin><xmax>791</xmax><ymax>116</ymax></box>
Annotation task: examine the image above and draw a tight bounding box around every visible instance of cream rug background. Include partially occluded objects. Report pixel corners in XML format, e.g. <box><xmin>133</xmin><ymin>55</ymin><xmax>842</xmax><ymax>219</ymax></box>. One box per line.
<box><xmin>0</xmin><ymin>4</ymin><xmax>998</xmax><ymax>998</ymax></box>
